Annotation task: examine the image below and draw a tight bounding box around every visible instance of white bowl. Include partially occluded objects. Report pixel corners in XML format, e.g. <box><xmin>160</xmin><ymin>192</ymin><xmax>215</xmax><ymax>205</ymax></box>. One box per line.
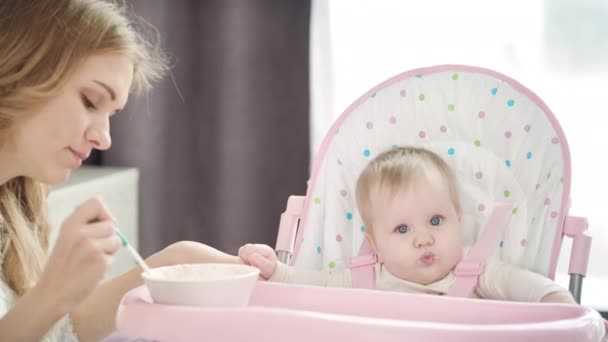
<box><xmin>142</xmin><ymin>263</ymin><xmax>260</xmax><ymax>307</ymax></box>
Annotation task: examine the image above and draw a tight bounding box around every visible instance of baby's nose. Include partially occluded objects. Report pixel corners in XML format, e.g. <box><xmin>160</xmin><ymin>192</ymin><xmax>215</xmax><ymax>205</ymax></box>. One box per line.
<box><xmin>414</xmin><ymin>232</ymin><xmax>434</xmax><ymax>247</ymax></box>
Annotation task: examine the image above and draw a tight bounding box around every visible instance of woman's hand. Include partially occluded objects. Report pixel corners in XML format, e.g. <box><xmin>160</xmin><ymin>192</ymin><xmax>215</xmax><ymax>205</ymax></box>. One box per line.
<box><xmin>36</xmin><ymin>197</ymin><xmax>122</xmax><ymax>314</ymax></box>
<box><xmin>238</xmin><ymin>243</ymin><xmax>278</xmax><ymax>280</ymax></box>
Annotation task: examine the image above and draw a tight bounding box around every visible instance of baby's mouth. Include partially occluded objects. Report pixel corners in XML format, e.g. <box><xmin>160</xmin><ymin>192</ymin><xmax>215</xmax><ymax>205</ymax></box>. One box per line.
<box><xmin>419</xmin><ymin>252</ymin><xmax>437</xmax><ymax>266</ymax></box>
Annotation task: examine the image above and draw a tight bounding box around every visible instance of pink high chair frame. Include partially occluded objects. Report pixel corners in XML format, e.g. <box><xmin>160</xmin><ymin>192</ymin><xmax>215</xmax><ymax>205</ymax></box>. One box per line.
<box><xmin>114</xmin><ymin>65</ymin><xmax>604</xmax><ymax>342</ymax></box>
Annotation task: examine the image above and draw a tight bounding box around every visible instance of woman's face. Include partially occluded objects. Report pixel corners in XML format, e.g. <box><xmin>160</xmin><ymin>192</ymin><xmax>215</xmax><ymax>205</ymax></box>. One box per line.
<box><xmin>8</xmin><ymin>53</ymin><xmax>133</xmax><ymax>185</ymax></box>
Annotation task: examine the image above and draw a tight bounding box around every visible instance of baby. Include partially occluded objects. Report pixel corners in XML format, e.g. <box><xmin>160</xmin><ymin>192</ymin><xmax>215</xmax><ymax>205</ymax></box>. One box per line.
<box><xmin>239</xmin><ymin>146</ymin><xmax>575</xmax><ymax>303</ymax></box>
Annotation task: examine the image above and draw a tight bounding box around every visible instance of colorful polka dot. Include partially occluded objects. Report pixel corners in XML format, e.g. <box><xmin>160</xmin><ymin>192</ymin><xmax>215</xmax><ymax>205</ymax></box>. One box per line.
<box><xmin>400</xmin><ymin>89</ymin><xmax>407</xmax><ymax>97</ymax></box>
<box><xmin>474</xmin><ymin>140</ymin><xmax>481</xmax><ymax>147</ymax></box>
<box><xmin>547</xmin><ymin>172</ymin><xmax>551</xmax><ymax>179</ymax></box>
<box><xmin>389</xmin><ymin>116</ymin><xmax>397</xmax><ymax>124</ymax></box>
<box><xmin>478</xmin><ymin>204</ymin><xmax>485</xmax><ymax>212</ymax></box>
<box><xmin>366</xmin><ymin>122</ymin><xmax>374</xmax><ymax>129</ymax></box>
<box><xmin>448</xmin><ymin>104</ymin><xmax>455</xmax><ymax>111</ymax></box>
<box><xmin>505</xmin><ymin>131</ymin><xmax>512</xmax><ymax>139</ymax></box>
<box><xmin>544</xmin><ymin>198</ymin><xmax>550</xmax><ymax>205</ymax></box>
<box><xmin>316</xmin><ymin>246</ymin><xmax>322</xmax><ymax>254</ymax></box>
<box><xmin>363</xmin><ymin>149</ymin><xmax>371</xmax><ymax>157</ymax></box>
<box><xmin>452</xmin><ymin>73</ymin><xmax>459</xmax><ymax>80</ymax></box>
<box><xmin>505</xmin><ymin>160</ymin><xmax>511</xmax><ymax>167</ymax></box>
<box><xmin>328</xmin><ymin>261</ymin><xmax>336</xmax><ymax>269</ymax></box>
<box><xmin>314</xmin><ymin>197</ymin><xmax>321</xmax><ymax>204</ymax></box>
<box><xmin>392</xmin><ymin>144</ymin><xmax>399</xmax><ymax>149</ymax></box>
<box><xmin>560</xmin><ymin>177</ymin><xmax>564</xmax><ymax>184</ymax></box>
<box><xmin>520</xmin><ymin>239</ymin><xmax>527</xmax><ymax>247</ymax></box>
<box><xmin>418</xmin><ymin>131</ymin><xmax>426</xmax><ymax>138</ymax></box>
<box><xmin>419</xmin><ymin>94</ymin><xmax>425</xmax><ymax>101</ymax></box>
<box><xmin>475</xmin><ymin>171</ymin><xmax>483</xmax><ymax>179</ymax></box>
<box><xmin>448</xmin><ymin>148</ymin><xmax>455</xmax><ymax>155</ymax></box>
<box><xmin>504</xmin><ymin>190</ymin><xmax>510</xmax><ymax>198</ymax></box>
<box><xmin>512</xmin><ymin>208</ymin><xmax>518</xmax><ymax>214</ymax></box>
<box><xmin>337</xmin><ymin>159</ymin><xmax>343</xmax><ymax>166</ymax></box>
<box><xmin>491</xmin><ymin>88</ymin><xmax>498</xmax><ymax>95</ymax></box>
<box><xmin>526</xmin><ymin>152</ymin><xmax>533</xmax><ymax>160</ymax></box>
<box><xmin>336</xmin><ymin>235</ymin><xmax>343</xmax><ymax>242</ymax></box>
<box><xmin>550</xmin><ymin>211</ymin><xmax>558</xmax><ymax>218</ymax></box>
<box><xmin>535</xmin><ymin>183</ymin><xmax>540</xmax><ymax>190</ymax></box>
<box><xmin>524</xmin><ymin>124</ymin><xmax>531</xmax><ymax>132</ymax></box>
<box><xmin>416</xmin><ymin>74</ymin><xmax>423</xmax><ymax>78</ymax></box>
<box><xmin>478</xmin><ymin>111</ymin><xmax>486</xmax><ymax>119</ymax></box>
<box><xmin>346</xmin><ymin>212</ymin><xmax>353</xmax><ymax>220</ymax></box>
<box><xmin>371</xmin><ymin>93</ymin><xmax>377</xmax><ymax>98</ymax></box>
<box><xmin>361</xmin><ymin>225</ymin><xmax>366</xmax><ymax>233</ymax></box>
<box><xmin>532</xmin><ymin>217</ymin><xmax>536</xmax><ymax>224</ymax></box>
<box><xmin>499</xmin><ymin>240</ymin><xmax>504</xmax><ymax>248</ymax></box>
<box><xmin>339</xmin><ymin>189</ymin><xmax>347</xmax><ymax>197</ymax></box>
<box><xmin>440</xmin><ymin>125</ymin><xmax>447</xmax><ymax>133</ymax></box>
<box><xmin>551</xmin><ymin>137</ymin><xmax>559</xmax><ymax>144</ymax></box>
<box><xmin>507</xmin><ymin>99</ymin><xmax>515</xmax><ymax>107</ymax></box>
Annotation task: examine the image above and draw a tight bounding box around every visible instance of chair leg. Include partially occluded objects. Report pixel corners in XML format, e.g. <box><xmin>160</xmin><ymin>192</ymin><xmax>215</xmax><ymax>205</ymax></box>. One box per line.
<box><xmin>568</xmin><ymin>273</ymin><xmax>584</xmax><ymax>303</ymax></box>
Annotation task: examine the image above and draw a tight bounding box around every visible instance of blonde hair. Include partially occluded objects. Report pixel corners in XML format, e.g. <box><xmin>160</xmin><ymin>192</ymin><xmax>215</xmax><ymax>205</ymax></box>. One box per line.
<box><xmin>0</xmin><ymin>0</ymin><xmax>168</xmax><ymax>296</ymax></box>
<box><xmin>355</xmin><ymin>146</ymin><xmax>461</xmax><ymax>236</ymax></box>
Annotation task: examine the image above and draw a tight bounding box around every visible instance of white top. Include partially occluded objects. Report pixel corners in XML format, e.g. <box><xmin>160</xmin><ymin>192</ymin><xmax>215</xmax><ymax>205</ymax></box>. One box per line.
<box><xmin>0</xmin><ymin>234</ymin><xmax>79</xmax><ymax>341</ymax></box>
<box><xmin>271</xmin><ymin>254</ymin><xmax>568</xmax><ymax>302</ymax></box>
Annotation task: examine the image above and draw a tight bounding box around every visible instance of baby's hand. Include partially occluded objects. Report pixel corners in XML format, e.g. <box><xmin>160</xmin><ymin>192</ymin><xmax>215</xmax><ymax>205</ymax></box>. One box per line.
<box><xmin>540</xmin><ymin>291</ymin><xmax>577</xmax><ymax>304</ymax></box>
<box><xmin>238</xmin><ymin>243</ymin><xmax>278</xmax><ymax>280</ymax></box>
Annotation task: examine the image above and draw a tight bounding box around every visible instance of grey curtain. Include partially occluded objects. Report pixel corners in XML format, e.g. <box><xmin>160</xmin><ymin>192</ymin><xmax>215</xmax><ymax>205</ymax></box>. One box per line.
<box><xmin>91</xmin><ymin>0</ymin><xmax>311</xmax><ymax>256</ymax></box>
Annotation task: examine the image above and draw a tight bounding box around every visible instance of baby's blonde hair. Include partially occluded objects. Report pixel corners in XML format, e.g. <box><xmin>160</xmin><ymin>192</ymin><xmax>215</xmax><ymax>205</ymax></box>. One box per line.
<box><xmin>355</xmin><ymin>146</ymin><xmax>461</xmax><ymax>235</ymax></box>
<box><xmin>0</xmin><ymin>0</ymin><xmax>168</xmax><ymax>296</ymax></box>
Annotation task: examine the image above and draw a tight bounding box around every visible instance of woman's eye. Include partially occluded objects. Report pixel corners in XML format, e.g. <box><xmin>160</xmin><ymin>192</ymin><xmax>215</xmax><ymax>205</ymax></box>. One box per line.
<box><xmin>81</xmin><ymin>95</ymin><xmax>97</xmax><ymax>110</ymax></box>
<box><xmin>395</xmin><ymin>225</ymin><xmax>409</xmax><ymax>234</ymax></box>
<box><xmin>430</xmin><ymin>215</ymin><xmax>443</xmax><ymax>226</ymax></box>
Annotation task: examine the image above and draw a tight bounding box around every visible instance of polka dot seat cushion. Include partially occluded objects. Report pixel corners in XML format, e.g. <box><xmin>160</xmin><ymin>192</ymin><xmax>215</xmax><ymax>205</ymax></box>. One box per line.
<box><xmin>292</xmin><ymin>65</ymin><xmax>571</xmax><ymax>278</ymax></box>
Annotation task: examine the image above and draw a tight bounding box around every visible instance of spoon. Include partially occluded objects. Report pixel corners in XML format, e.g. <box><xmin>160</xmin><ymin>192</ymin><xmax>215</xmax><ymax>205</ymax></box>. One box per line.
<box><xmin>115</xmin><ymin>228</ymin><xmax>152</xmax><ymax>273</ymax></box>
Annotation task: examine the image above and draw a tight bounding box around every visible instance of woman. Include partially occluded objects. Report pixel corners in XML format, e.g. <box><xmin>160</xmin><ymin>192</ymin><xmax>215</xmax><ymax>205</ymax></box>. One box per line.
<box><xmin>0</xmin><ymin>1</ymin><xmax>239</xmax><ymax>340</ymax></box>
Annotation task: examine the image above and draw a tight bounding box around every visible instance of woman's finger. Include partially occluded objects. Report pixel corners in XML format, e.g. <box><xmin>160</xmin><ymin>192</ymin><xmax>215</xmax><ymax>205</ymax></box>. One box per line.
<box><xmin>91</xmin><ymin>235</ymin><xmax>122</xmax><ymax>255</ymax></box>
<box><xmin>65</xmin><ymin>197</ymin><xmax>115</xmax><ymax>227</ymax></box>
<box><xmin>81</xmin><ymin>221</ymin><xmax>116</xmax><ymax>239</ymax></box>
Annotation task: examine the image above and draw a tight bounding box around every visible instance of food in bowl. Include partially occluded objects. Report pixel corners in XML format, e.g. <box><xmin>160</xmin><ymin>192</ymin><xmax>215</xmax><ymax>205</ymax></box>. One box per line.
<box><xmin>142</xmin><ymin>263</ymin><xmax>260</xmax><ymax>307</ymax></box>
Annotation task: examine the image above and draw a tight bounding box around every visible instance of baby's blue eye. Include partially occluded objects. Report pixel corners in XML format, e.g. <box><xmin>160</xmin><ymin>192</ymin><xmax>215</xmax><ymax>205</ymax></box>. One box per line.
<box><xmin>395</xmin><ymin>225</ymin><xmax>409</xmax><ymax>234</ymax></box>
<box><xmin>430</xmin><ymin>216</ymin><xmax>442</xmax><ymax>226</ymax></box>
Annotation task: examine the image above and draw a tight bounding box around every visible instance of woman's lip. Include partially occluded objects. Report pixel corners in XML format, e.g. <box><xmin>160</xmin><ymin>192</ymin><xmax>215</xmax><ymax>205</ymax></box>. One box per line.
<box><xmin>69</xmin><ymin>148</ymin><xmax>88</xmax><ymax>160</ymax></box>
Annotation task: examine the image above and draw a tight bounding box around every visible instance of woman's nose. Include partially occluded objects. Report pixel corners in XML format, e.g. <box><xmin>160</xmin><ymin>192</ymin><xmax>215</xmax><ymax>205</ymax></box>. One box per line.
<box><xmin>85</xmin><ymin>118</ymin><xmax>111</xmax><ymax>150</ymax></box>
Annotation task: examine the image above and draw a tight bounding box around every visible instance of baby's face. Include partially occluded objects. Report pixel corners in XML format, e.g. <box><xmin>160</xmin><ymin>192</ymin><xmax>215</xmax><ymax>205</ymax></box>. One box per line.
<box><xmin>366</xmin><ymin>178</ymin><xmax>463</xmax><ymax>285</ymax></box>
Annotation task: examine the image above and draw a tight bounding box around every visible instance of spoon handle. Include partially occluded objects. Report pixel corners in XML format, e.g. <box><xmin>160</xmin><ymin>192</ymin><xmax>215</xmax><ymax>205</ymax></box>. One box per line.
<box><xmin>115</xmin><ymin>228</ymin><xmax>152</xmax><ymax>273</ymax></box>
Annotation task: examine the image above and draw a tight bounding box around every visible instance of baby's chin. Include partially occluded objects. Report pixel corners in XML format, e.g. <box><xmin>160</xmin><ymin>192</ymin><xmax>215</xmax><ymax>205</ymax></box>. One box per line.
<box><xmin>415</xmin><ymin>267</ymin><xmax>452</xmax><ymax>285</ymax></box>
<box><xmin>387</xmin><ymin>262</ymin><xmax>452</xmax><ymax>285</ymax></box>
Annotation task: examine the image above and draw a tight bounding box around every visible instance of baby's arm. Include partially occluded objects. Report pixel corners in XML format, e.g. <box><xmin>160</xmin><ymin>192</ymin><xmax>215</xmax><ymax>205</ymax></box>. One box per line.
<box><xmin>238</xmin><ymin>243</ymin><xmax>353</xmax><ymax>287</ymax></box>
<box><xmin>476</xmin><ymin>257</ymin><xmax>573</xmax><ymax>302</ymax></box>
<box><xmin>478</xmin><ymin>260</ymin><xmax>607</xmax><ymax>337</ymax></box>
